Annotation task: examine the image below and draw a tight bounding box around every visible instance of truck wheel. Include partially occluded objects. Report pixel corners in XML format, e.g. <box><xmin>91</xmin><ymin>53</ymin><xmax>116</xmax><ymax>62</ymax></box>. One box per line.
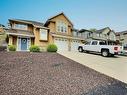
<box><xmin>110</xmin><ymin>54</ymin><xmax>114</xmax><ymax>57</ymax></box>
<box><xmin>86</xmin><ymin>51</ymin><xmax>89</xmax><ymax>53</ymax></box>
<box><xmin>101</xmin><ymin>50</ymin><xmax>109</xmax><ymax>57</ymax></box>
<box><xmin>78</xmin><ymin>47</ymin><xmax>83</xmax><ymax>52</ymax></box>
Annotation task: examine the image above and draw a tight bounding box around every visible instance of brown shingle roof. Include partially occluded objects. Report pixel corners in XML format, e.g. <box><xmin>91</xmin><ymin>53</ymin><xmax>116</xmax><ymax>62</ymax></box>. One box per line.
<box><xmin>9</xmin><ymin>19</ymin><xmax>44</xmax><ymax>28</ymax></box>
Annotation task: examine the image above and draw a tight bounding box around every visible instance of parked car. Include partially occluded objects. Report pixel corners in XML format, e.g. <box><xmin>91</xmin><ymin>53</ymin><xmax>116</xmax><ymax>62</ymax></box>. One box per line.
<box><xmin>123</xmin><ymin>45</ymin><xmax>127</xmax><ymax>50</ymax></box>
<box><xmin>78</xmin><ymin>40</ymin><xmax>123</xmax><ymax>57</ymax></box>
<box><xmin>119</xmin><ymin>45</ymin><xmax>127</xmax><ymax>56</ymax></box>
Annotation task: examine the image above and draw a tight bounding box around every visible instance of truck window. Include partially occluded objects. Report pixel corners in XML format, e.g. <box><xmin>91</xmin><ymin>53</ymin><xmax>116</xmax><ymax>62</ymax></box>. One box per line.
<box><xmin>91</xmin><ymin>41</ymin><xmax>97</xmax><ymax>45</ymax></box>
<box><xmin>99</xmin><ymin>41</ymin><xmax>107</xmax><ymax>45</ymax></box>
<box><xmin>85</xmin><ymin>42</ymin><xmax>90</xmax><ymax>45</ymax></box>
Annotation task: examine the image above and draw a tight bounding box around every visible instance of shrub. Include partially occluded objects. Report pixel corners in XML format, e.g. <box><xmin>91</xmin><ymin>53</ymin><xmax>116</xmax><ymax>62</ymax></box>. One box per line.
<box><xmin>47</xmin><ymin>44</ymin><xmax>58</xmax><ymax>52</ymax></box>
<box><xmin>29</xmin><ymin>45</ymin><xmax>40</xmax><ymax>52</ymax></box>
<box><xmin>0</xmin><ymin>46</ymin><xmax>7</xmax><ymax>51</ymax></box>
<box><xmin>8</xmin><ymin>45</ymin><xmax>16</xmax><ymax>51</ymax></box>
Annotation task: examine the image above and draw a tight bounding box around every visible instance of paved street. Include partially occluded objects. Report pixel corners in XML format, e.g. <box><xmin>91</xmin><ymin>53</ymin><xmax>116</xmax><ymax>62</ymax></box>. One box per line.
<box><xmin>58</xmin><ymin>51</ymin><xmax>127</xmax><ymax>84</ymax></box>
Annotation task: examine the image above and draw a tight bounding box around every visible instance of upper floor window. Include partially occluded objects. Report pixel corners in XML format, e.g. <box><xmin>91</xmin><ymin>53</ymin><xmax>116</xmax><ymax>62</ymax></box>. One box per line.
<box><xmin>40</xmin><ymin>29</ymin><xmax>48</xmax><ymax>41</ymax></box>
<box><xmin>87</xmin><ymin>32</ymin><xmax>91</xmax><ymax>38</ymax></box>
<box><xmin>57</xmin><ymin>21</ymin><xmax>67</xmax><ymax>33</ymax></box>
<box><xmin>14</xmin><ymin>24</ymin><xmax>27</xmax><ymax>30</ymax></box>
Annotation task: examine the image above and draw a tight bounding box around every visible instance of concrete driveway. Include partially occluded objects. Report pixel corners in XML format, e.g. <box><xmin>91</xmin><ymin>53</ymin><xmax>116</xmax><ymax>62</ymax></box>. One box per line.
<box><xmin>58</xmin><ymin>51</ymin><xmax>127</xmax><ymax>84</ymax></box>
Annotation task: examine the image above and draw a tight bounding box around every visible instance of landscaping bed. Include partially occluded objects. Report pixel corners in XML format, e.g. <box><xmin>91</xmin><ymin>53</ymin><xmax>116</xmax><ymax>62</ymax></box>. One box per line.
<box><xmin>0</xmin><ymin>52</ymin><xmax>127</xmax><ymax>95</ymax></box>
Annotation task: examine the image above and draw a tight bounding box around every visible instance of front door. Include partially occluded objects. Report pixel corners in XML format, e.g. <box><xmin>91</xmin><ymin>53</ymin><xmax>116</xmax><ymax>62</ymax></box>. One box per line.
<box><xmin>21</xmin><ymin>38</ymin><xmax>27</xmax><ymax>50</ymax></box>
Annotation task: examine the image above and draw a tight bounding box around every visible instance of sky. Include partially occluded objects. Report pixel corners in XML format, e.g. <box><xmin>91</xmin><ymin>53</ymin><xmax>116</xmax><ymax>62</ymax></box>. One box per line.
<box><xmin>0</xmin><ymin>0</ymin><xmax>127</xmax><ymax>32</ymax></box>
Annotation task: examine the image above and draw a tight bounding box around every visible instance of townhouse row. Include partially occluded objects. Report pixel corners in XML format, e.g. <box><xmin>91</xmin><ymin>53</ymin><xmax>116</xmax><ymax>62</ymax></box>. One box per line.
<box><xmin>3</xmin><ymin>12</ymin><xmax>117</xmax><ymax>51</ymax></box>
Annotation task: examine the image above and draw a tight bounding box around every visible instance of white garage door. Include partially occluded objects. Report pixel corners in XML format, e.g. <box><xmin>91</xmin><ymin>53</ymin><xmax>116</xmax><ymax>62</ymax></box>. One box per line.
<box><xmin>71</xmin><ymin>40</ymin><xmax>80</xmax><ymax>51</ymax></box>
<box><xmin>54</xmin><ymin>38</ymin><xmax>68</xmax><ymax>51</ymax></box>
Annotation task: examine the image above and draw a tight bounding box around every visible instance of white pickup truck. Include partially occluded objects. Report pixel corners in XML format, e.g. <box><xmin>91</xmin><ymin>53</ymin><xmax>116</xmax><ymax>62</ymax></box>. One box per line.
<box><xmin>78</xmin><ymin>40</ymin><xmax>123</xmax><ymax>57</ymax></box>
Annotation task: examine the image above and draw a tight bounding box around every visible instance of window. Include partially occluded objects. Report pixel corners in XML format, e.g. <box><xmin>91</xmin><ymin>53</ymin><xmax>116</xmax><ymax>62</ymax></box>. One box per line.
<box><xmin>57</xmin><ymin>21</ymin><xmax>68</xmax><ymax>33</ymax></box>
<box><xmin>85</xmin><ymin>42</ymin><xmax>91</xmax><ymax>45</ymax></box>
<box><xmin>124</xmin><ymin>44</ymin><xmax>127</xmax><ymax>50</ymax></box>
<box><xmin>92</xmin><ymin>41</ymin><xmax>98</xmax><ymax>45</ymax></box>
<box><xmin>99</xmin><ymin>41</ymin><xmax>107</xmax><ymax>45</ymax></box>
<box><xmin>87</xmin><ymin>32</ymin><xmax>91</xmax><ymax>38</ymax></box>
<box><xmin>40</xmin><ymin>29</ymin><xmax>48</xmax><ymax>41</ymax></box>
<box><xmin>14</xmin><ymin>24</ymin><xmax>27</xmax><ymax>30</ymax></box>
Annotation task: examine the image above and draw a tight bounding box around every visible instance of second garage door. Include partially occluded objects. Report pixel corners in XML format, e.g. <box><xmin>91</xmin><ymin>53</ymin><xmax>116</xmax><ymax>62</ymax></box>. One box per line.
<box><xmin>71</xmin><ymin>40</ymin><xmax>80</xmax><ymax>51</ymax></box>
<box><xmin>54</xmin><ymin>38</ymin><xmax>69</xmax><ymax>51</ymax></box>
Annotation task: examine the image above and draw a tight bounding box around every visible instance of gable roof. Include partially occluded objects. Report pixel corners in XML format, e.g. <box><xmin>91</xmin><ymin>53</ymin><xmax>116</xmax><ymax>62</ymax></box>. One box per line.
<box><xmin>117</xmin><ymin>30</ymin><xmax>127</xmax><ymax>35</ymax></box>
<box><xmin>44</xmin><ymin>12</ymin><xmax>73</xmax><ymax>26</ymax></box>
<box><xmin>9</xmin><ymin>19</ymin><xmax>44</xmax><ymax>28</ymax></box>
<box><xmin>79</xmin><ymin>29</ymin><xmax>92</xmax><ymax>33</ymax></box>
<box><xmin>95</xmin><ymin>27</ymin><xmax>116</xmax><ymax>36</ymax></box>
<box><xmin>0</xmin><ymin>24</ymin><xmax>5</xmax><ymax>28</ymax></box>
<box><xmin>95</xmin><ymin>27</ymin><xmax>111</xmax><ymax>33</ymax></box>
<box><xmin>73</xmin><ymin>28</ymin><xmax>79</xmax><ymax>31</ymax></box>
<box><xmin>110</xmin><ymin>30</ymin><xmax>116</xmax><ymax>34</ymax></box>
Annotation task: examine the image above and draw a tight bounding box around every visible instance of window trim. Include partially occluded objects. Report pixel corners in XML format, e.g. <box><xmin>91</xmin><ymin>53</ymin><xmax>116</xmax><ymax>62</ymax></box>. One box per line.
<box><xmin>56</xmin><ymin>20</ymin><xmax>68</xmax><ymax>33</ymax></box>
<box><xmin>14</xmin><ymin>23</ymin><xmax>28</xmax><ymax>30</ymax></box>
<box><xmin>40</xmin><ymin>29</ymin><xmax>48</xmax><ymax>41</ymax></box>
